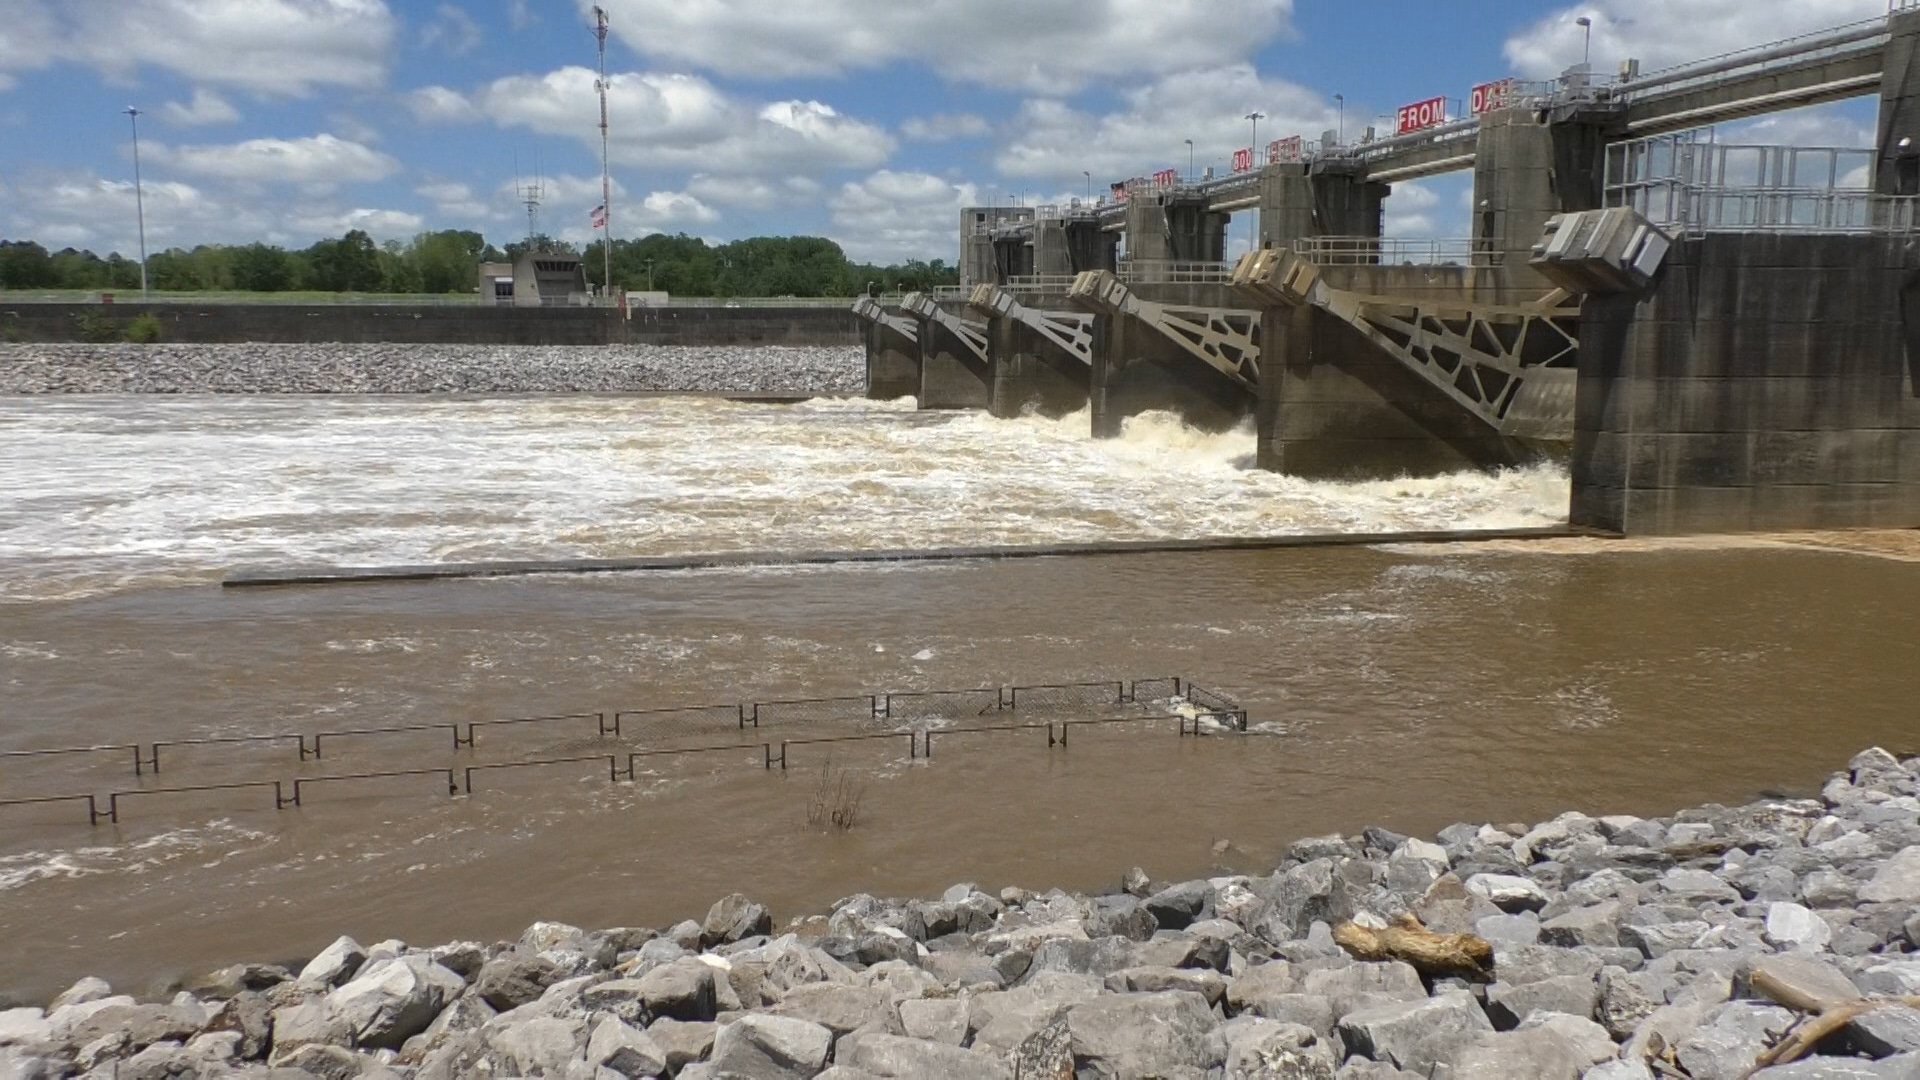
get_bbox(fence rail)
[0,675,1246,824]
[1118,260,1234,285]
[1292,236,1504,267]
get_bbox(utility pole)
[1576,15,1593,66]
[593,5,614,304]
[125,106,149,298]
[1185,138,1194,182]
[1334,94,1345,144]
[1082,170,1090,203]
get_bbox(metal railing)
[1603,128,1916,234]
[1118,260,1234,284]
[1001,274,1081,294]
[0,675,1245,824]
[1292,236,1504,267]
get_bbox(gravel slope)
[0,344,865,395]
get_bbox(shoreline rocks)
[4,747,1919,1078]
[0,343,865,396]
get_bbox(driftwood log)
[1735,965,1920,1078]
[1331,914,1493,979]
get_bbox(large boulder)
[298,936,368,989]
[1860,847,1920,904]
[706,893,775,947]
[767,983,893,1036]
[1336,991,1493,1075]
[836,1032,1011,1080]
[1065,990,1222,1078]
[473,950,564,1011]
[707,1014,832,1080]
[484,1014,587,1075]
[326,956,467,1050]
[966,972,1103,1053]
[587,1014,668,1078]
[1222,1021,1339,1079]
[632,957,720,1022]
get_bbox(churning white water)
[0,395,1568,601]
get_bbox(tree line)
[0,231,958,297]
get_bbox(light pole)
[125,106,149,298]
[1082,170,1090,203]
[1334,94,1345,144]
[1185,138,1194,182]
[1576,15,1593,66]
[1245,111,1263,160]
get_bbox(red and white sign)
[1110,181,1128,204]
[1152,168,1179,188]
[1231,147,1254,173]
[1396,96,1448,135]
[1470,79,1515,115]
[1267,136,1303,164]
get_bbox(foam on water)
[0,394,1568,602]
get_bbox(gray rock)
[1764,903,1834,951]
[1861,847,1920,904]
[474,950,564,1011]
[706,893,775,947]
[767,983,891,1036]
[191,962,293,1000]
[1144,880,1213,931]
[1476,912,1543,949]
[1858,960,1920,997]
[269,998,353,1063]
[1674,1002,1797,1080]
[1009,1017,1074,1080]
[1620,921,1708,959]
[1652,869,1743,906]
[1301,962,1427,1019]
[1223,1021,1339,1079]
[897,998,967,1046]
[299,936,369,989]
[1336,991,1492,1075]
[1737,954,1863,1008]
[1515,1011,1617,1066]
[1583,1061,1656,1079]
[273,1042,372,1079]
[49,977,113,1012]
[328,955,467,1050]
[1494,945,1603,987]
[1540,903,1623,949]
[1086,895,1158,942]
[1104,966,1230,1006]
[1466,874,1550,913]
[1849,1005,1920,1058]
[707,1014,832,1080]
[632,957,719,1022]
[485,1014,587,1075]
[588,1014,668,1078]
[1747,1058,1919,1078]
[836,1032,1011,1080]
[1066,989,1222,1078]
[646,1017,716,1071]
[1442,1027,1586,1079]
[1485,974,1598,1029]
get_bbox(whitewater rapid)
[0,394,1569,602]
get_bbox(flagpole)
[593,6,613,305]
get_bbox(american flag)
[589,204,607,229]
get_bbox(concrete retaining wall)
[1572,233,1920,533]
[0,302,862,347]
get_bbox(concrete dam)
[854,6,1920,537]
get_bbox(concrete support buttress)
[972,285,1094,419]
[1876,8,1920,197]
[852,296,920,401]
[1256,165,1387,251]
[1065,219,1119,273]
[1471,107,1607,301]
[902,292,992,410]
[1071,274,1257,436]
[1124,193,1229,263]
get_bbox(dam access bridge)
[853,4,1920,536]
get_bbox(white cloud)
[686,174,823,209]
[65,0,398,97]
[996,66,1335,185]
[416,180,494,221]
[0,0,58,88]
[902,113,992,142]
[508,0,536,29]
[421,3,482,55]
[404,86,478,123]
[632,191,719,228]
[160,88,240,127]
[421,67,894,175]
[1503,0,1881,80]
[828,170,978,263]
[150,134,400,185]
[1721,104,1876,149]
[2,170,424,254]
[0,74,16,93]
[1382,180,1440,238]
[587,0,1294,94]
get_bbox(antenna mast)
[593,5,614,304]
[519,173,543,247]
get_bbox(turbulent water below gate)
[2,393,1917,1003]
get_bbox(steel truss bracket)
[850,296,918,343]
[1067,270,1259,390]
[901,292,989,364]
[968,284,1094,366]
[1227,250,1576,440]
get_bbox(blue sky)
[0,0,1885,264]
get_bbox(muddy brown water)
[2,393,1916,1002]
[4,546,1918,1003]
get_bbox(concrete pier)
[973,286,1094,419]
[1080,281,1255,436]
[903,295,992,410]
[853,298,921,401]
[1571,232,1920,533]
